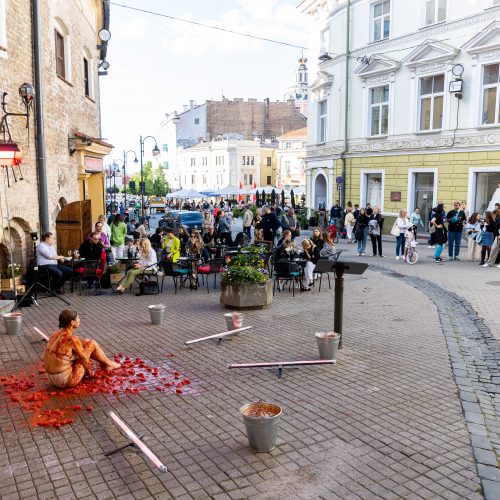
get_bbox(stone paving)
[0,259,484,499]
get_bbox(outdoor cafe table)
[64,258,85,293]
[116,257,139,271]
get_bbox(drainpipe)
[341,0,351,210]
[31,0,49,233]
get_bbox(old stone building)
[0,0,111,268]
[159,98,306,190]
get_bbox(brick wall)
[0,0,104,265]
[206,99,306,141]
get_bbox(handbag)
[138,280,158,295]
[390,221,400,237]
[476,232,482,244]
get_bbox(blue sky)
[100,0,308,170]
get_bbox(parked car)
[159,210,203,232]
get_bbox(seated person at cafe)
[116,238,157,294]
[150,227,164,249]
[202,225,219,255]
[187,230,208,261]
[80,232,105,262]
[44,309,120,389]
[161,228,180,262]
[275,238,298,261]
[276,229,292,249]
[136,219,150,239]
[93,222,110,248]
[177,227,190,255]
[36,232,73,293]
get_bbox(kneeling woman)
[44,310,120,389]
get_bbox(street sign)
[336,176,343,184]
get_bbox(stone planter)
[220,280,272,310]
[1,276,21,291]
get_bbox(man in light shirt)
[36,232,73,293]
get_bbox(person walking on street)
[281,208,299,239]
[410,208,424,239]
[262,207,280,243]
[465,212,481,262]
[218,210,233,245]
[431,204,447,262]
[355,208,370,256]
[242,206,253,238]
[480,211,496,266]
[110,214,127,259]
[344,207,355,243]
[485,209,500,267]
[446,201,466,260]
[369,206,383,257]
[330,200,343,230]
[396,209,410,260]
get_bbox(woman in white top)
[395,209,410,260]
[344,207,355,243]
[116,238,157,293]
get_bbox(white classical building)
[276,127,307,189]
[299,0,500,224]
[175,140,262,192]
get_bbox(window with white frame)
[474,171,500,212]
[202,157,208,166]
[370,85,389,136]
[364,173,383,208]
[318,100,327,143]
[419,74,444,131]
[190,158,195,166]
[425,0,446,26]
[285,141,292,149]
[372,1,390,42]
[0,0,7,52]
[54,18,71,81]
[482,64,500,126]
[319,28,329,54]
[83,47,94,99]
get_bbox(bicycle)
[406,245,419,264]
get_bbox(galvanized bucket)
[148,304,166,325]
[224,312,244,331]
[240,401,282,452]
[315,332,339,360]
[3,312,23,336]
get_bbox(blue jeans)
[396,234,405,257]
[448,231,462,258]
[434,244,444,259]
[357,227,368,253]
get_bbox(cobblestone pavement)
[0,266,483,499]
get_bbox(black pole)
[32,0,49,233]
[334,264,345,349]
[123,150,127,209]
[139,135,144,217]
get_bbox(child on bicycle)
[404,224,417,262]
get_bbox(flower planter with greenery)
[220,247,272,309]
[1,265,22,291]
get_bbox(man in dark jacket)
[330,200,343,227]
[446,201,465,260]
[262,207,280,242]
[79,232,104,261]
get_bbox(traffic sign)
[336,176,343,184]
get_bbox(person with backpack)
[446,201,466,260]
[369,206,383,257]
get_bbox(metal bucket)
[224,312,244,331]
[240,402,282,452]
[148,304,166,325]
[315,332,339,360]
[3,312,23,336]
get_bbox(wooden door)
[55,201,92,256]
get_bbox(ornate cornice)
[306,131,500,158]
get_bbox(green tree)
[152,164,170,196]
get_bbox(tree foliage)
[128,161,170,196]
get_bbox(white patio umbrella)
[214,186,253,196]
[165,189,203,199]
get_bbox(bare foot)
[105,361,121,371]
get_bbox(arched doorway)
[314,173,327,210]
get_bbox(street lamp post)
[123,149,138,210]
[139,135,160,217]
[111,159,124,209]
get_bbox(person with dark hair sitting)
[36,232,73,293]
[43,309,120,389]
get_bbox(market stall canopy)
[165,189,204,199]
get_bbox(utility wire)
[106,1,308,51]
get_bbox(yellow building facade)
[259,147,277,186]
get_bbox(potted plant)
[1,264,23,291]
[107,263,125,286]
[220,246,272,309]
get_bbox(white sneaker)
[396,256,400,260]
[496,265,500,268]
[482,263,489,267]
[361,253,366,256]
[428,245,435,249]
[357,253,361,256]
[415,241,420,245]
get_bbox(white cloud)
[160,1,307,57]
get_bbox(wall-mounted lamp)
[318,52,332,63]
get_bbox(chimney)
[248,98,257,103]
[183,105,189,112]
[189,100,195,109]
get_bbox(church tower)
[286,56,308,115]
